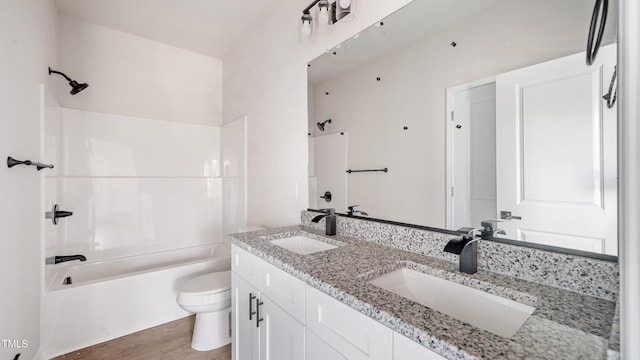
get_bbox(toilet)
[177,270,232,351]
[177,225,265,351]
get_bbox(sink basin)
[270,236,338,255]
[368,268,535,337]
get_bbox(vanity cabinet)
[231,246,305,360]
[232,244,446,360]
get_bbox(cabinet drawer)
[306,286,392,360]
[393,332,446,360]
[260,260,306,324]
[231,245,261,287]
[306,329,346,360]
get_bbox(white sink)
[270,236,338,255]
[368,268,535,338]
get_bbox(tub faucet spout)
[46,255,87,264]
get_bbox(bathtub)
[42,243,230,358]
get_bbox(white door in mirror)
[496,44,617,255]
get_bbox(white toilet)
[177,225,265,351]
[177,270,232,351]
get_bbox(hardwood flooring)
[52,316,231,360]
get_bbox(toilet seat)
[177,271,231,307]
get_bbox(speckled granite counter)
[229,225,619,360]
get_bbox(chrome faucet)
[347,205,368,217]
[45,255,87,265]
[311,208,337,236]
[480,220,507,239]
[444,227,478,274]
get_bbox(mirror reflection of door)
[496,45,617,255]
[309,132,348,213]
[449,82,497,231]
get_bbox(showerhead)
[48,67,89,95]
[317,119,332,131]
[69,81,89,95]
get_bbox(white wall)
[43,108,223,262]
[310,0,600,227]
[0,1,57,358]
[223,0,413,227]
[56,15,223,126]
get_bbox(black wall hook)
[7,157,54,171]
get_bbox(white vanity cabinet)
[232,244,447,360]
[231,246,305,360]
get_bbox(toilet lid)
[181,270,231,295]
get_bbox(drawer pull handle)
[249,293,256,320]
[256,299,264,328]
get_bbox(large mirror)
[307,0,618,256]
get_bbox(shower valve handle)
[45,204,73,225]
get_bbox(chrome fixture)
[45,204,73,225]
[347,205,368,216]
[317,119,331,131]
[444,227,478,274]
[45,255,87,265]
[48,67,89,95]
[480,220,506,239]
[300,0,354,42]
[311,208,337,236]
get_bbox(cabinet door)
[232,273,259,360]
[393,332,446,360]
[306,286,393,360]
[259,295,305,360]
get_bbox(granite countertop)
[229,225,619,360]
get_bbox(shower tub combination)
[42,243,230,358]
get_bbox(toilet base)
[191,308,231,351]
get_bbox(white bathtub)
[42,243,231,359]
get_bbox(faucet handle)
[455,227,476,240]
[319,208,335,215]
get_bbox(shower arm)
[48,67,73,82]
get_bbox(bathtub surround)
[222,116,248,237]
[230,226,618,359]
[44,108,224,261]
[302,211,619,302]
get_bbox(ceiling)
[55,0,279,59]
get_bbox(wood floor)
[52,316,231,360]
